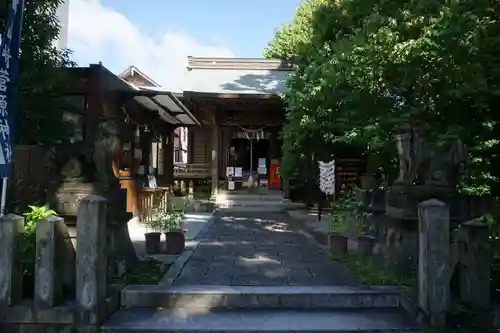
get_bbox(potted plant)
[329,197,351,255]
[329,218,349,254]
[164,209,186,255]
[357,222,375,255]
[352,192,375,255]
[144,217,163,254]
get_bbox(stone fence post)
[418,199,450,328]
[460,219,490,310]
[76,195,108,333]
[35,215,66,309]
[0,214,24,306]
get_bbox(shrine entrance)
[181,56,291,194]
[229,138,270,173]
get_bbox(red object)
[269,163,281,188]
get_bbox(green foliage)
[331,252,416,288]
[19,204,58,296]
[1,0,76,145]
[480,214,500,301]
[266,0,500,194]
[330,190,370,234]
[117,258,168,286]
[163,210,185,231]
[22,204,57,233]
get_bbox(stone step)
[216,206,289,212]
[121,285,402,310]
[216,194,284,202]
[101,307,422,332]
[215,200,305,208]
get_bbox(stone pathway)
[173,211,357,286]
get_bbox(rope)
[121,107,162,141]
[226,122,266,133]
[226,122,266,140]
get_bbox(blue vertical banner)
[0,0,25,178]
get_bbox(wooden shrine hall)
[179,57,292,193]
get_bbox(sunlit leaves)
[266,0,500,193]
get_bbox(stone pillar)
[35,215,65,309]
[211,119,219,195]
[461,220,490,310]
[0,214,24,306]
[76,195,108,331]
[418,199,450,328]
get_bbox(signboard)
[0,0,25,178]
[258,158,266,168]
[234,167,243,178]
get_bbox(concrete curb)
[158,212,217,286]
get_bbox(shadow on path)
[173,211,357,286]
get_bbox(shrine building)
[178,57,292,193]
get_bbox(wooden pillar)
[211,117,219,195]
[160,128,174,188]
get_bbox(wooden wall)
[8,145,52,212]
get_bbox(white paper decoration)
[318,160,336,195]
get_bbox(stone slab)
[158,214,216,286]
[101,307,422,332]
[121,285,401,309]
[171,211,357,286]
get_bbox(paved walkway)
[173,211,357,286]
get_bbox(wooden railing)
[173,163,210,179]
[0,196,117,331]
[138,187,169,226]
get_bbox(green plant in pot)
[329,199,351,255]
[163,209,186,255]
[143,217,163,254]
[357,220,376,256]
[351,192,376,255]
[329,215,350,255]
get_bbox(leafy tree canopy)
[266,0,500,194]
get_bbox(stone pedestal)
[53,181,137,275]
[102,183,137,274]
[53,182,100,217]
[383,185,461,273]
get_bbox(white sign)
[258,158,266,168]
[234,167,243,178]
[226,167,234,177]
[258,167,267,175]
[147,175,157,188]
[228,181,235,190]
